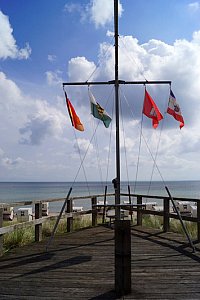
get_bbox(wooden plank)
[0,208,2,256]
[0,226,200,299]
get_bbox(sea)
[0,181,200,213]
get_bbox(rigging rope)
[119,87,130,185]
[120,85,168,189]
[134,114,144,193]
[71,119,91,196]
[119,35,148,82]
[87,86,115,191]
[147,108,167,194]
[63,85,114,194]
[146,85,171,194]
[72,116,100,186]
[86,36,115,83]
[105,94,115,184]
[90,113,104,188]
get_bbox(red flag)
[143,89,163,129]
[65,92,84,132]
[167,90,184,129]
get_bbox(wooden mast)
[114,0,121,220]
[62,1,171,218]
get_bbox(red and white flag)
[167,90,184,129]
[143,89,163,129]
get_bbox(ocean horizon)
[0,181,200,213]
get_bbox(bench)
[106,209,129,226]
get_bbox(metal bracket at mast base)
[62,80,171,86]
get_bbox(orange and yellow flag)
[65,92,84,131]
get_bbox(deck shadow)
[0,252,55,270]
[89,290,117,299]
[12,255,92,278]
[131,227,200,263]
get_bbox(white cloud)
[0,148,26,169]
[0,71,67,147]
[86,0,123,28]
[2,27,200,180]
[64,0,123,28]
[1,157,23,167]
[74,138,94,156]
[188,2,200,13]
[64,3,82,13]
[48,54,57,62]
[142,39,174,57]
[68,56,96,81]
[0,10,31,60]
[19,100,66,145]
[0,71,22,107]
[66,31,200,180]
[46,70,62,86]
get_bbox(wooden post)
[115,220,131,296]
[197,201,200,242]
[128,185,133,222]
[67,199,73,232]
[102,186,107,223]
[91,197,97,227]
[163,197,170,232]
[137,196,142,226]
[35,202,42,242]
[0,207,3,256]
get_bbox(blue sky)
[1,0,200,183]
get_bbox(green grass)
[142,215,197,239]
[2,214,198,255]
[2,214,93,254]
[3,227,35,252]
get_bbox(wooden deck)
[1,225,200,299]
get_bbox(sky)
[0,0,200,182]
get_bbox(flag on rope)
[142,89,163,129]
[65,92,84,132]
[167,89,184,129]
[89,90,112,128]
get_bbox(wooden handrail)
[0,192,200,256]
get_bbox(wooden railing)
[0,192,200,256]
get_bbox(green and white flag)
[89,90,112,128]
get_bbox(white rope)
[88,86,115,189]
[105,93,115,184]
[134,114,144,193]
[119,88,130,185]
[86,36,115,83]
[120,86,167,188]
[119,35,147,81]
[72,129,91,196]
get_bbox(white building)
[42,202,49,216]
[17,208,33,222]
[3,206,14,221]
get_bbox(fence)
[0,192,200,256]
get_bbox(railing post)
[67,199,73,232]
[137,196,142,226]
[0,207,3,256]
[163,197,170,232]
[197,201,200,242]
[115,220,131,296]
[35,202,42,242]
[91,197,97,227]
